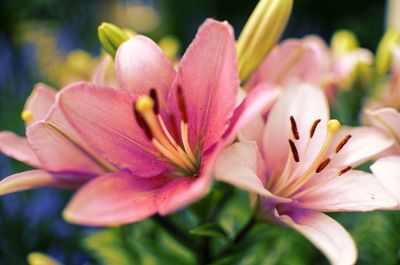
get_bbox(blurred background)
[0,0,396,264]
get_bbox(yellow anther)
[21,110,33,123]
[135,96,154,113]
[328,119,341,132]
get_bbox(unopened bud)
[98,22,130,58]
[331,30,359,57]
[28,252,62,265]
[376,28,400,75]
[237,0,293,83]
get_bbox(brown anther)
[168,114,180,143]
[133,104,153,140]
[309,119,321,138]
[316,158,331,173]
[290,116,300,140]
[335,134,352,153]
[149,88,160,114]
[338,166,352,176]
[288,139,300,162]
[177,85,188,123]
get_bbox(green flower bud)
[98,22,130,58]
[237,0,293,83]
[331,30,359,57]
[375,28,400,75]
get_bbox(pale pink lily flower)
[215,83,396,265]
[0,83,116,195]
[365,107,400,155]
[56,19,279,226]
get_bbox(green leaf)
[190,223,228,239]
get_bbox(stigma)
[134,88,198,176]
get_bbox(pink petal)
[157,144,222,215]
[327,126,394,170]
[366,108,400,151]
[279,209,357,265]
[0,170,90,195]
[0,131,41,167]
[297,170,396,211]
[115,35,176,102]
[24,83,56,125]
[59,82,170,177]
[92,54,118,88]
[27,121,109,175]
[214,142,290,203]
[223,83,280,145]
[371,156,400,208]
[63,170,167,226]
[249,39,326,87]
[262,83,329,176]
[169,19,239,152]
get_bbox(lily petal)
[262,83,329,176]
[63,170,167,226]
[59,82,170,177]
[115,35,176,102]
[24,83,56,125]
[366,108,400,148]
[371,156,400,208]
[214,141,290,203]
[170,19,238,151]
[0,170,90,195]
[298,170,396,211]
[327,126,394,170]
[280,209,357,265]
[0,131,41,167]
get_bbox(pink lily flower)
[0,83,115,195]
[57,19,278,226]
[215,83,396,265]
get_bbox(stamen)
[133,106,152,140]
[168,114,180,142]
[288,139,300,162]
[290,116,300,140]
[177,85,188,123]
[309,119,321,138]
[149,88,160,114]
[335,134,352,153]
[338,166,352,176]
[316,158,331,173]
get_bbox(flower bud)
[28,252,62,265]
[98,22,130,58]
[331,30,359,57]
[375,28,400,75]
[387,0,400,30]
[158,35,180,62]
[237,0,293,82]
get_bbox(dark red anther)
[310,119,321,138]
[316,158,331,173]
[290,116,300,140]
[177,85,188,123]
[149,88,160,115]
[133,102,152,140]
[338,166,352,176]
[288,139,300,162]
[335,134,352,153]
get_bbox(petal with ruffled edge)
[214,141,290,203]
[169,19,238,152]
[296,170,396,212]
[371,156,400,208]
[262,83,329,177]
[115,35,176,103]
[0,170,91,195]
[59,82,171,177]
[278,208,357,265]
[0,131,41,167]
[24,83,56,125]
[63,170,168,226]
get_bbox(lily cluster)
[1,0,400,264]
